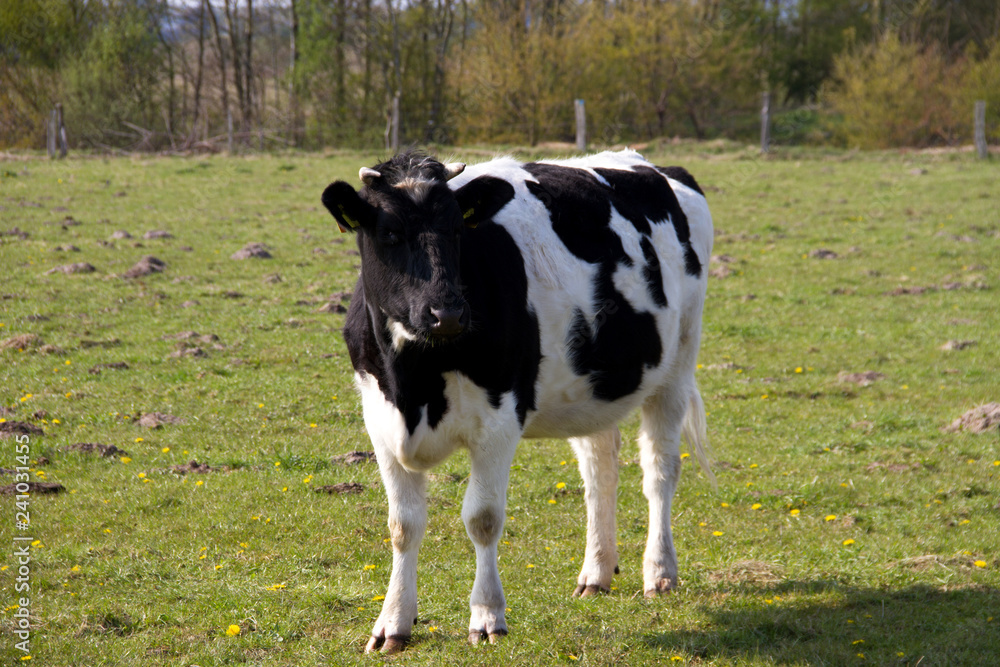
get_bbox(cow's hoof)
[365,633,409,654]
[643,577,676,598]
[572,583,610,598]
[469,628,507,645]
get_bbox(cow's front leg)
[367,454,427,654]
[463,436,518,644]
[569,428,621,597]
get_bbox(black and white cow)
[321,149,714,653]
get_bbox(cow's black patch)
[344,219,540,434]
[641,236,668,308]
[595,166,702,278]
[523,163,664,401]
[657,165,705,197]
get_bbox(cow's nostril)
[430,307,466,337]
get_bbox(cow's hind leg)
[638,383,690,597]
[569,428,621,597]
[367,454,427,654]
[463,435,518,644]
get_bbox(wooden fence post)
[575,99,586,151]
[974,100,987,160]
[391,92,400,152]
[56,103,67,158]
[760,91,771,154]
[47,109,57,159]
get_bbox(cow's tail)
[682,383,717,490]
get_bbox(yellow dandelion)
[429,626,438,632]
[281,486,288,492]
[137,472,146,479]
[548,499,557,504]
[560,460,567,465]
[843,539,855,546]
[556,482,566,489]
[364,564,376,570]
[680,452,690,459]
[790,509,800,516]
[825,515,837,521]
[372,595,385,601]
[135,437,143,443]
[199,554,207,560]
[721,502,729,508]
[852,639,864,645]
[52,419,60,424]
[750,463,758,468]
[103,529,112,535]
[795,367,803,373]
[215,564,223,570]
[196,480,204,487]
[526,563,535,568]
[712,531,723,536]
[974,560,987,568]
[699,521,707,526]
[275,461,281,467]
[752,503,762,510]
[226,624,240,637]
[162,447,170,453]
[309,423,318,428]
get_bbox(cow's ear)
[453,176,515,229]
[322,181,376,233]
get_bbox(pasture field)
[1,144,998,666]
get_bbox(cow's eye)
[382,230,401,246]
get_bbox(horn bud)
[444,162,466,181]
[359,167,382,186]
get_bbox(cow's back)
[450,150,712,439]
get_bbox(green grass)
[1,145,998,666]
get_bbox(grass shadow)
[641,581,998,665]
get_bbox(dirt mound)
[231,242,272,260]
[110,230,133,240]
[837,371,885,386]
[1,481,64,494]
[942,403,1000,434]
[89,362,129,375]
[332,451,376,465]
[64,442,130,458]
[168,460,217,474]
[809,249,839,259]
[314,482,366,495]
[138,412,185,429]
[939,340,976,351]
[45,262,97,275]
[1,333,43,350]
[162,331,219,344]
[0,421,44,437]
[143,230,173,239]
[123,255,166,279]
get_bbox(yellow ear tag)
[463,207,477,228]
[337,204,360,229]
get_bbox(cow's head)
[322,152,511,346]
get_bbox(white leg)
[367,453,427,654]
[638,385,688,597]
[569,428,621,597]
[463,436,518,644]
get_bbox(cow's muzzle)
[429,305,469,339]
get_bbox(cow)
[321,149,714,654]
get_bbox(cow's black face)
[360,187,470,343]
[322,153,472,346]
[323,152,517,348]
